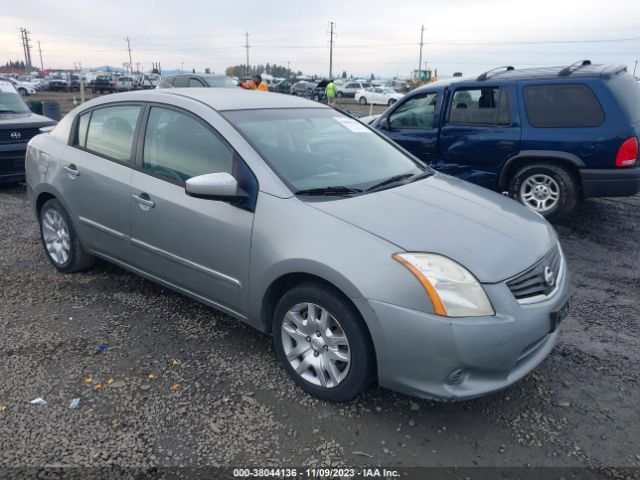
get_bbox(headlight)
[393,253,495,317]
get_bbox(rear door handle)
[132,193,155,209]
[63,164,79,176]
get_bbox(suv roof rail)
[558,59,591,77]
[476,66,515,81]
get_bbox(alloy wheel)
[519,174,560,213]
[280,302,351,388]
[42,209,71,265]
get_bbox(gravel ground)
[0,184,639,477]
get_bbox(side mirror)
[185,172,248,203]
[379,117,390,130]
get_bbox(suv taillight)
[616,137,638,167]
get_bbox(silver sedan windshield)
[223,108,426,191]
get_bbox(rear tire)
[272,282,375,402]
[388,99,396,106]
[337,91,343,98]
[39,199,95,273]
[508,163,578,220]
[359,97,367,105]
[18,88,27,96]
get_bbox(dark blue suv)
[370,61,640,219]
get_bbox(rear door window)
[523,84,604,127]
[448,87,500,125]
[389,92,438,129]
[75,111,90,147]
[189,78,205,87]
[84,105,141,162]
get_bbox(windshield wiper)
[295,186,363,196]
[0,109,17,114]
[365,171,432,193]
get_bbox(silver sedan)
[25,89,571,401]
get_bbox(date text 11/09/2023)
[232,468,400,478]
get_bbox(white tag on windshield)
[0,82,16,93]
[334,116,371,133]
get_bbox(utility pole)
[19,28,33,71]
[181,61,184,73]
[126,37,133,74]
[634,60,638,78]
[418,25,425,73]
[37,40,43,69]
[328,22,335,79]
[244,32,250,76]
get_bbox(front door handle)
[63,164,80,177]
[498,140,517,149]
[132,193,155,209]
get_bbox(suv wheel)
[509,163,578,220]
[39,199,95,273]
[272,283,375,402]
[18,87,27,96]
[359,97,367,105]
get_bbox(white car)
[8,78,37,96]
[355,87,404,106]
[116,76,135,91]
[336,81,368,98]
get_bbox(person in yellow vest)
[325,79,337,106]
[241,74,269,91]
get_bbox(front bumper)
[580,167,640,198]
[0,143,27,184]
[354,267,571,401]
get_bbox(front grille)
[0,128,42,145]
[507,245,562,302]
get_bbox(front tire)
[336,91,343,98]
[508,163,578,220]
[272,283,375,402]
[18,88,27,96]
[388,99,396,106]
[359,97,367,105]
[39,199,95,273]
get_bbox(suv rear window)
[607,73,640,124]
[523,84,604,128]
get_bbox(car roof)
[415,62,628,92]
[101,88,328,111]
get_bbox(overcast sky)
[1,0,639,78]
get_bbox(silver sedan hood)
[308,174,557,283]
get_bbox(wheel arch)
[498,150,584,191]
[260,271,363,334]
[35,191,57,217]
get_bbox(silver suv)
[25,89,571,402]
